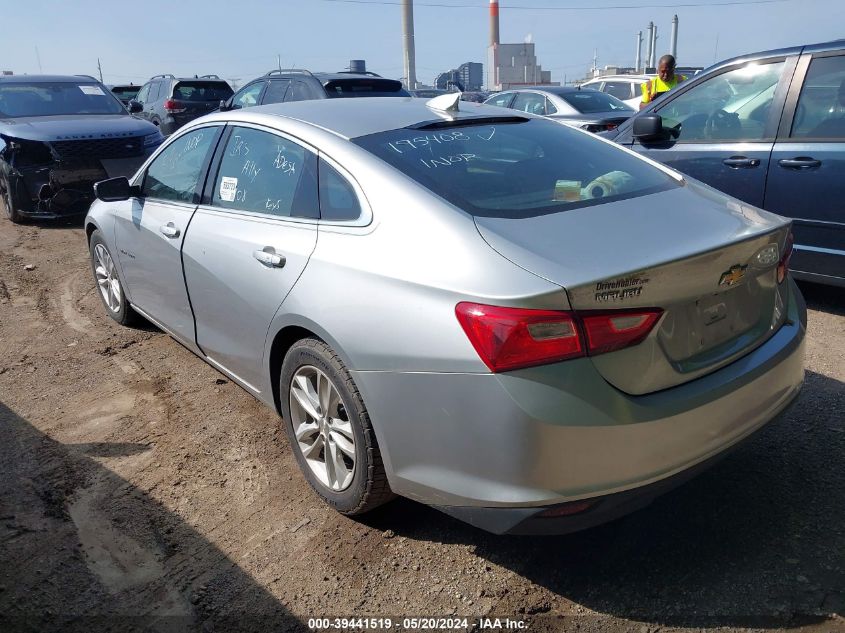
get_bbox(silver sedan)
[85,94,805,534]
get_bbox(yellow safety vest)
[641,75,687,104]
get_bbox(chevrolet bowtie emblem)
[719,264,748,287]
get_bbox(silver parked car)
[85,95,805,535]
[484,86,635,133]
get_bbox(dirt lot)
[1,218,843,633]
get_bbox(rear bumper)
[352,279,806,533]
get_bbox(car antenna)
[426,91,462,114]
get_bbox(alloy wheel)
[93,243,122,313]
[289,365,356,492]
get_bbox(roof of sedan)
[210,97,528,140]
[0,75,100,84]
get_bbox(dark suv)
[605,39,845,287]
[130,74,233,135]
[219,69,409,111]
[0,75,163,222]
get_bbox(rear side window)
[111,86,139,100]
[148,81,162,103]
[211,127,318,218]
[602,81,634,100]
[323,78,408,98]
[353,118,677,218]
[172,81,233,102]
[560,90,633,113]
[791,55,845,139]
[319,161,361,221]
[511,93,548,115]
[142,128,218,203]
[263,80,291,105]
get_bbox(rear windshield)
[0,82,126,117]
[560,90,634,113]
[172,81,233,102]
[323,79,409,98]
[111,86,140,99]
[352,117,677,218]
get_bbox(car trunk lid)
[474,181,792,394]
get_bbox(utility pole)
[97,58,103,83]
[670,14,679,59]
[35,46,43,73]
[645,22,654,71]
[277,54,281,71]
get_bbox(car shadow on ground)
[363,369,845,629]
[798,280,845,317]
[0,402,306,633]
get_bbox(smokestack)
[670,14,679,59]
[489,0,500,46]
[650,24,658,69]
[635,31,642,72]
[645,22,654,71]
[402,0,417,90]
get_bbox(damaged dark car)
[0,75,163,223]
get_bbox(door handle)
[253,248,286,268]
[778,157,821,170]
[159,222,180,238]
[722,156,760,168]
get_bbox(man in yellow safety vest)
[640,54,687,109]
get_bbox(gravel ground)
[0,218,843,633]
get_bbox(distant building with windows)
[435,62,483,92]
[487,43,555,91]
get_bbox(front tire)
[280,338,393,515]
[89,229,138,326]
[1,175,26,224]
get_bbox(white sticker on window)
[79,85,105,96]
[219,177,238,202]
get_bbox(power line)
[317,0,811,9]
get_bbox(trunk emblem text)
[595,275,650,302]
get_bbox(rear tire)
[89,229,139,326]
[280,338,394,515]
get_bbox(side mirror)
[219,98,232,112]
[94,177,140,202]
[633,114,669,142]
[127,100,143,114]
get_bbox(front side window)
[353,118,677,219]
[0,82,126,117]
[141,128,218,203]
[512,92,548,115]
[657,61,786,142]
[212,126,318,218]
[791,55,845,139]
[232,82,265,109]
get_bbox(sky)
[3,0,844,88]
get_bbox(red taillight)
[163,99,186,113]
[777,231,794,284]
[455,303,583,372]
[581,309,663,355]
[455,302,663,373]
